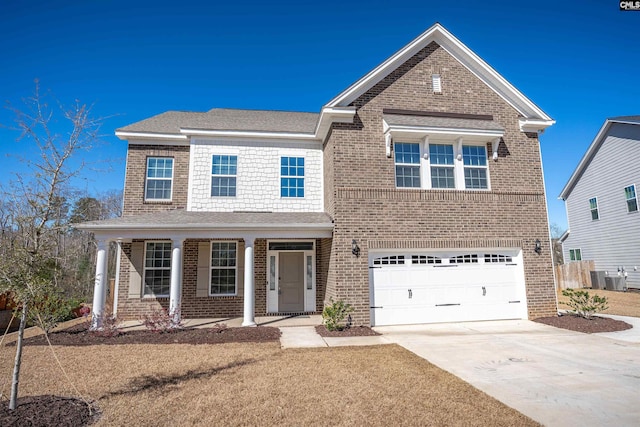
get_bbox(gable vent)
[432,74,442,93]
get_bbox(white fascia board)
[518,118,556,133]
[325,23,553,124]
[315,106,356,140]
[180,128,319,141]
[115,131,189,142]
[558,119,612,200]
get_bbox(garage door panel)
[370,250,527,326]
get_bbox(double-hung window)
[143,242,172,297]
[145,157,173,201]
[395,143,421,188]
[462,145,488,189]
[211,242,237,295]
[624,185,638,213]
[589,197,599,220]
[569,248,582,261]
[429,144,455,189]
[211,155,237,197]
[281,157,304,197]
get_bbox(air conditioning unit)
[604,276,626,291]
[590,271,606,290]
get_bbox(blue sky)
[1,0,638,231]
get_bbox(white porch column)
[169,239,184,325]
[90,239,109,330]
[242,236,256,326]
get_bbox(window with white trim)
[210,242,237,295]
[143,242,172,297]
[462,145,488,189]
[450,254,478,264]
[395,143,421,188]
[569,248,582,261]
[145,157,173,201]
[211,155,237,197]
[429,144,455,189]
[280,157,304,197]
[624,185,638,213]
[484,254,513,263]
[373,255,405,265]
[589,197,599,220]
[392,141,490,190]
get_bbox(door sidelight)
[482,286,486,296]
[408,289,413,299]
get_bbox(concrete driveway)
[375,319,640,427]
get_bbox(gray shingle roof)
[609,115,640,124]
[75,210,333,231]
[384,114,504,132]
[118,108,320,135]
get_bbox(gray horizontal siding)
[563,123,640,288]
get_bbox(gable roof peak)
[325,22,553,129]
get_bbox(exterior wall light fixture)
[534,239,542,254]
[352,239,360,257]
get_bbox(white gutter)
[115,131,188,141]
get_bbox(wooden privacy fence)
[555,260,595,289]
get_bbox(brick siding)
[323,42,557,324]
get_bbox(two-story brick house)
[79,23,557,328]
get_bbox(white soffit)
[325,23,554,128]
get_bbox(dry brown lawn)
[0,342,539,426]
[557,288,640,317]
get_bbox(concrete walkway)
[279,325,389,348]
[375,319,640,427]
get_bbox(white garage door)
[369,250,528,326]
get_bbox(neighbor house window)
[395,142,421,188]
[211,155,237,197]
[281,157,304,197]
[429,144,455,189]
[145,157,173,201]
[624,185,638,212]
[210,242,237,295]
[569,248,582,261]
[143,242,172,297]
[589,197,599,220]
[462,145,488,189]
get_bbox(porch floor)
[119,314,323,331]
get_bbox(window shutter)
[237,241,245,296]
[128,242,144,298]
[196,242,211,297]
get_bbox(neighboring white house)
[559,116,640,289]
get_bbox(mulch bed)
[534,314,632,333]
[0,395,100,426]
[13,323,281,346]
[315,325,380,337]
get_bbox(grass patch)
[0,342,539,426]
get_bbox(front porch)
[118,314,323,331]
[75,211,333,329]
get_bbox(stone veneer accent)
[188,139,323,212]
[322,41,557,324]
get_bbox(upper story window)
[143,241,172,297]
[462,145,488,189]
[395,143,421,188]
[569,248,582,261]
[211,155,237,197]
[624,185,638,213]
[145,157,173,201]
[281,157,304,197]
[210,241,237,296]
[393,141,489,191]
[429,144,455,189]
[589,197,599,220]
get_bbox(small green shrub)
[322,298,354,331]
[562,288,608,319]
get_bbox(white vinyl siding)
[563,122,640,287]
